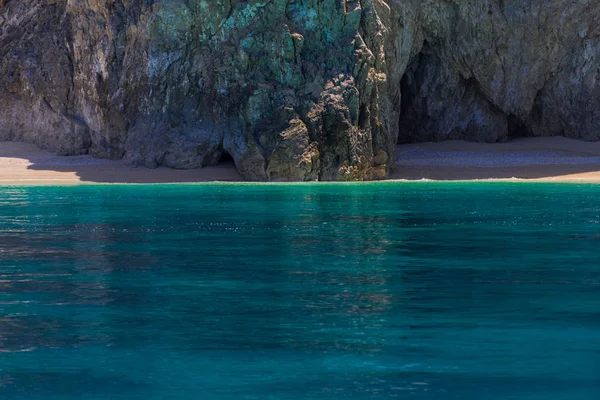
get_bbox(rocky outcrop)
[400,1,600,144]
[1,1,599,180]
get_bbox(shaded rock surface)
[1,0,598,180]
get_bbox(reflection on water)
[1,184,600,399]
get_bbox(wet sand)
[2,137,600,185]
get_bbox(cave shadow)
[0,142,243,184]
[391,140,600,181]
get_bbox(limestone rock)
[0,0,599,180]
[267,117,319,182]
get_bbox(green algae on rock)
[1,1,599,181]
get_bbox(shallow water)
[1,183,599,399]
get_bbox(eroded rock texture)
[400,1,600,144]
[1,1,599,180]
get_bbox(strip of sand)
[0,142,242,185]
[392,137,600,183]
[3,137,600,185]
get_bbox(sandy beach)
[2,137,600,185]
[391,137,600,182]
[0,142,242,185]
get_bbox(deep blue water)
[1,183,600,399]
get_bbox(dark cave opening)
[507,115,531,140]
[398,45,428,144]
[397,39,542,145]
[398,69,416,144]
[217,150,235,166]
[399,71,412,124]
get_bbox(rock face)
[1,1,599,180]
[400,1,600,144]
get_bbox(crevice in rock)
[397,44,427,144]
[527,88,545,136]
[216,149,235,166]
[507,114,531,139]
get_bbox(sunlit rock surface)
[1,0,599,180]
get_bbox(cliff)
[1,0,599,181]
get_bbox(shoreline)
[0,141,243,186]
[3,137,600,185]
[390,137,600,183]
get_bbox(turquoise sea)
[1,183,599,399]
